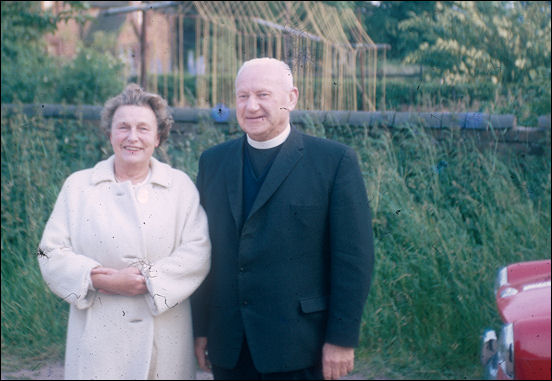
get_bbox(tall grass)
[1,111,109,359]
[1,110,550,378]
[325,123,550,377]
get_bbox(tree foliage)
[351,1,436,59]
[1,1,60,103]
[1,1,124,105]
[398,1,551,85]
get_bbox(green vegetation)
[2,111,550,379]
[2,1,550,124]
[326,123,550,378]
[356,1,550,125]
[1,1,123,105]
[399,2,551,86]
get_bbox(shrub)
[56,33,126,105]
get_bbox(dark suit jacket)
[191,126,374,373]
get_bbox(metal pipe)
[99,1,181,16]
[2,104,522,130]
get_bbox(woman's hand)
[91,266,148,296]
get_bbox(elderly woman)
[38,84,211,380]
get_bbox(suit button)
[242,300,248,306]
[240,267,245,272]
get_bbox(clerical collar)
[247,124,290,149]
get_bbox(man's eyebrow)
[237,88,272,93]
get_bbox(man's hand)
[322,343,354,380]
[194,337,211,372]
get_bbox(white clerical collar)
[247,124,290,149]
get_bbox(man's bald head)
[236,58,294,92]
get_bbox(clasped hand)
[91,266,147,296]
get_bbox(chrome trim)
[497,323,514,378]
[499,287,518,298]
[481,329,497,366]
[523,280,551,291]
[495,266,508,296]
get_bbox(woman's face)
[110,105,159,168]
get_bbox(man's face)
[235,62,298,141]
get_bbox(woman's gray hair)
[100,83,173,146]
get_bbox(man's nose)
[246,96,260,110]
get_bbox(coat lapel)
[246,127,304,222]
[224,136,246,230]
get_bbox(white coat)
[38,155,211,380]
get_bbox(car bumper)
[481,329,499,379]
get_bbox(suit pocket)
[289,204,327,229]
[300,296,328,314]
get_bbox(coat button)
[240,267,245,272]
[242,300,248,306]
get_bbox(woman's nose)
[127,126,138,140]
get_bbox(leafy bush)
[378,79,497,110]
[1,2,125,106]
[377,78,550,126]
[1,1,60,103]
[56,33,126,105]
[399,2,551,86]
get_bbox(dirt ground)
[0,361,369,380]
[0,361,214,380]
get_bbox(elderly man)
[192,57,374,380]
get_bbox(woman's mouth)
[123,146,142,152]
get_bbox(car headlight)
[497,323,514,378]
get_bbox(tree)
[398,1,551,85]
[1,1,60,102]
[347,1,436,60]
[1,1,123,105]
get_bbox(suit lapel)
[224,136,246,230]
[246,127,304,222]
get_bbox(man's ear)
[288,87,299,111]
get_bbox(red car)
[481,259,551,379]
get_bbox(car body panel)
[498,284,551,324]
[514,317,551,380]
[482,259,551,380]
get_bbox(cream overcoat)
[38,155,211,380]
